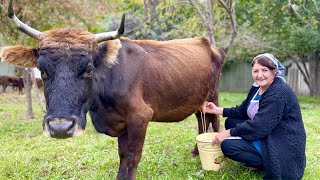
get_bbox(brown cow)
[0,75,23,94]
[8,76,24,94]
[0,1,225,179]
[0,75,10,93]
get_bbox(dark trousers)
[221,117,264,169]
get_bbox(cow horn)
[8,0,42,39]
[95,14,125,43]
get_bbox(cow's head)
[0,0,124,138]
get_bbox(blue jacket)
[224,77,306,179]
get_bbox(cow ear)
[98,39,122,68]
[0,46,38,68]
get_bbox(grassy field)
[0,92,319,180]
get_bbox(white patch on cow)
[105,39,122,68]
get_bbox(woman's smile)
[252,63,276,92]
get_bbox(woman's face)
[252,63,277,89]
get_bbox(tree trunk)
[150,0,160,30]
[23,68,34,118]
[204,0,215,44]
[308,51,320,96]
[316,48,320,95]
[293,50,320,96]
[217,0,237,53]
[143,0,150,38]
[31,69,46,113]
[188,0,215,45]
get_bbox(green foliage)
[0,92,319,179]
[0,0,119,46]
[117,0,205,40]
[1,0,319,56]
[236,0,320,56]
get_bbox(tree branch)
[188,0,215,45]
[312,0,320,14]
[302,0,307,11]
[217,0,229,13]
[301,56,310,79]
[287,53,311,89]
[217,0,237,53]
[288,0,302,19]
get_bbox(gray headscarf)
[252,53,286,85]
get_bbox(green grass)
[0,92,319,180]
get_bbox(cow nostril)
[48,119,74,132]
[44,116,82,138]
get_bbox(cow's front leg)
[117,132,128,180]
[125,106,153,180]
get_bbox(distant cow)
[8,76,24,94]
[0,75,10,93]
[0,75,23,94]
[0,1,225,179]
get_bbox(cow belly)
[148,83,209,122]
[151,103,199,122]
[150,95,209,122]
[151,112,192,122]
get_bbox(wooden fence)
[286,62,310,95]
[0,62,15,76]
[219,61,311,96]
[219,62,253,93]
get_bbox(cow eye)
[37,66,48,80]
[84,65,94,78]
[41,70,48,80]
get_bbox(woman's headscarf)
[252,53,286,85]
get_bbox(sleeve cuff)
[222,108,229,117]
[230,128,237,136]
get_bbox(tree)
[0,0,119,46]
[188,0,237,54]
[236,0,320,96]
[23,68,34,118]
[119,0,204,40]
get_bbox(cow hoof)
[190,148,199,156]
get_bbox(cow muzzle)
[43,116,84,138]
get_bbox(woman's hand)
[200,101,223,115]
[212,130,231,144]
